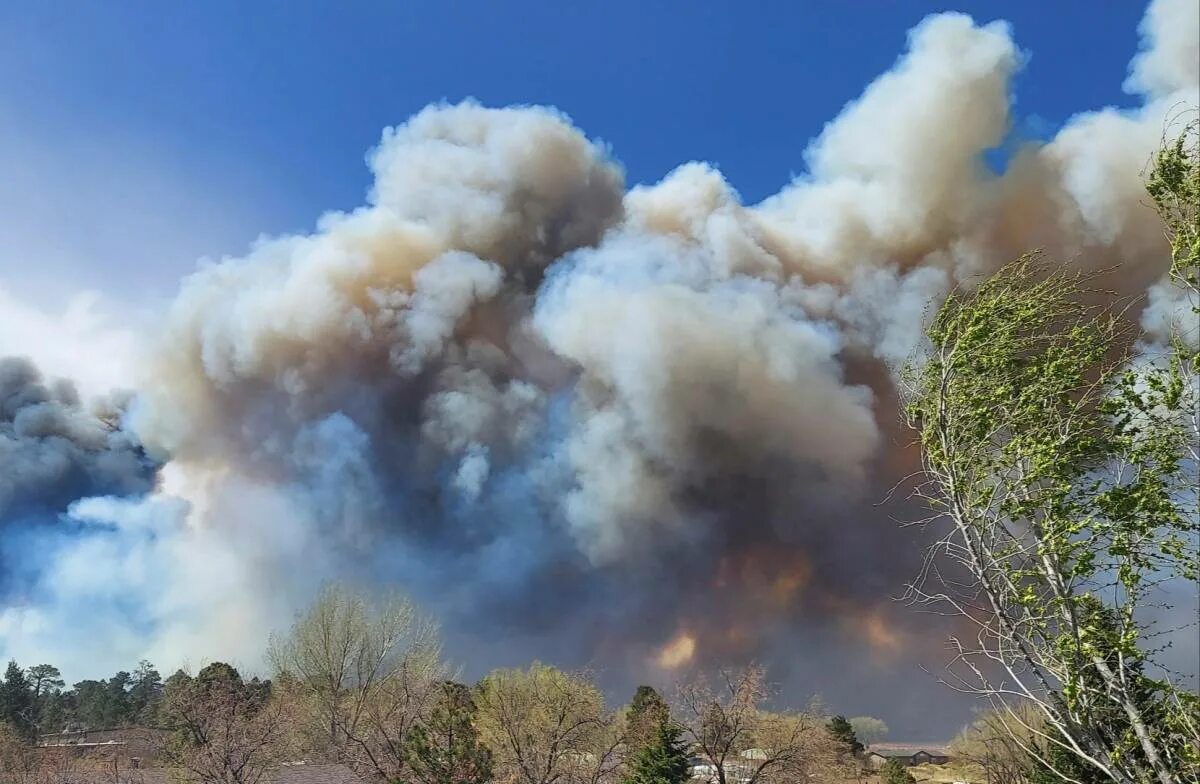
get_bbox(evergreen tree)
[621,717,690,784]
[105,671,134,726]
[627,685,670,752]
[26,665,64,701]
[0,661,34,738]
[26,664,63,732]
[403,681,492,784]
[72,680,109,729]
[129,661,164,724]
[827,715,863,754]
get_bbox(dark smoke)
[0,0,1196,739]
[0,356,158,592]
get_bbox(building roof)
[865,744,951,758]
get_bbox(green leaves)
[907,246,1200,783]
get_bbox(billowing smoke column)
[1,0,1196,735]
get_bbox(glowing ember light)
[863,612,901,652]
[656,632,697,669]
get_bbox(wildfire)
[656,632,697,670]
[862,611,902,653]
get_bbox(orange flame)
[656,632,697,669]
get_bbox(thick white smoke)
[1,0,1196,731]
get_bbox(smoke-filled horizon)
[1,0,1197,737]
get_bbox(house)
[37,728,169,768]
[864,744,952,768]
[687,754,756,783]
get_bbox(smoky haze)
[1,0,1197,739]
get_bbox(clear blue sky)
[0,1,1148,300]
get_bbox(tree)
[905,252,1199,784]
[1146,116,1199,312]
[26,665,65,733]
[0,720,38,781]
[951,706,1051,784]
[0,662,34,739]
[403,681,492,784]
[675,666,841,784]
[105,671,134,726]
[159,663,286,784]
[879,759,915,784]
[626,686,670,754]
[129,661,164,724]
[826,715,862,754]
[847,716,887,746]
[268,583,445,782]
[475,663,621,784]
[26,666,63,703]
[620,716,689,784]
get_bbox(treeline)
[0,659,177,737]
[0,585,881,784]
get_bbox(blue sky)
[0,1,1149,302]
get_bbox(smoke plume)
[1,0,1196,736]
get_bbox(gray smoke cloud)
[0,356,157,591]
[1,0,1196,737]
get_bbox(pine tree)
[621,717,690,784]
[0,661,34,738]
[403,681,492,784]
[827,715,863,754]
[26,664,64,732]
[627,685,670,753]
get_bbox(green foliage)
[1146,116,1199,320]
[907,250,1199,783]
[0,662,34,739]
[621,716,690,784]
[403,681,492,784]
[879,759,916,784]
[129,660,164,724]
[627,685,670,753]
[848,715,888,746]
[827,715,863,754]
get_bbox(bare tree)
[474,663,622,784]
[0,721,40,784]
[675,666,841,784]
[950,707,1043,784]
[268,584,445,781]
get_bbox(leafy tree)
[1145,116,1199,318]
[827,715,862,754]
[475,663,620,784]
[879,759,915,784]
[403,681,492,784]
[906,252,1199,784]
[268,583,444,781]
[847,716,887,746]
[621,716,690,784]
